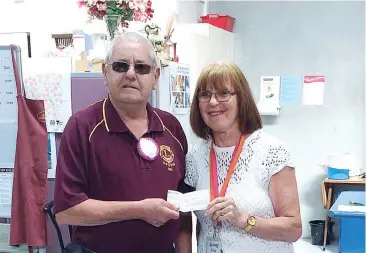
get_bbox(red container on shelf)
[200,14,235,32]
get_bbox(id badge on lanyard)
[207,135,246,253]
[206,225,223,253]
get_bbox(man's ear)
[102,63,107,77]
[155,67,160,81]
[102,63,108,85]
[153,67,160,90]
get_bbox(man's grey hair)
[104,32,158,70]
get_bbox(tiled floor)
[294,239,338,253]
[191,238,338,253]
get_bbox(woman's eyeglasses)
[197,90,236,103]
[108,61,152,75]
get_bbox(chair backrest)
[43,200,73,252]
[44,201,176,253]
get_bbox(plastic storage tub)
[200,14,235,32]
[327,167,349,180]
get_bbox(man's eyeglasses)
[197,90,236,103]
[108,61,152,75]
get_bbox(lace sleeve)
[184,148,198,188]
[267,142,295,177]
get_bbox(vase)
[104,15,121,41]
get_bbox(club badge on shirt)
[160,144,175,171]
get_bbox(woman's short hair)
[190,61,262,140]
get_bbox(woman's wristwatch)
[244,215,256,231]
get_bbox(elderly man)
[53,32,192,253]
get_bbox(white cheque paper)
[167,189,210,212]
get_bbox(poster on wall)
[259,76,281,104]
[302,75,325,105]
[257,76,281,115]
[22,57,72,133]
[0,168,13,218]
[169,63,190,115]
[279,76,302,105]
[47,133,57,179]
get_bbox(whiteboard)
[0,45,22,218]
[0,33,30,60]
[0,45,21,169]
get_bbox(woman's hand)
[206,197,249,228]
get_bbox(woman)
[184,61,302,253]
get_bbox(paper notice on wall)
[302,75,325,105]
[47,133,57,179]
[258,76,280,115]
[169,62,190,115]
[22,57,72,132]
[0,169,13,218]
[259,76,281,104]
[280,76,302,105]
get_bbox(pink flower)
[128,1,136,10]
[97,2,107,11]
[129,0,143,10]
[77,1,86,8]
[134,11,143,21]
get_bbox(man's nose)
[125,65,136,79]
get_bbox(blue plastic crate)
[327,167,349,180]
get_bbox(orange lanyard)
[209,135,246,201]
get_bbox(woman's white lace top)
[184,129,295,253]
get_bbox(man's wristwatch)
[244,215,256,231]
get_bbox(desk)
[321,177,365,251]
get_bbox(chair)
[44,201,88,253]
[44,201,176,253]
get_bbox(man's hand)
[140,198,180,227]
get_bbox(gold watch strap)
[244,224,254,231]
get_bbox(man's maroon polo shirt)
[54,97,188,253]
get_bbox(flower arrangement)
[78,0,154,39]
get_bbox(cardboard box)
[74,59,104,72]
